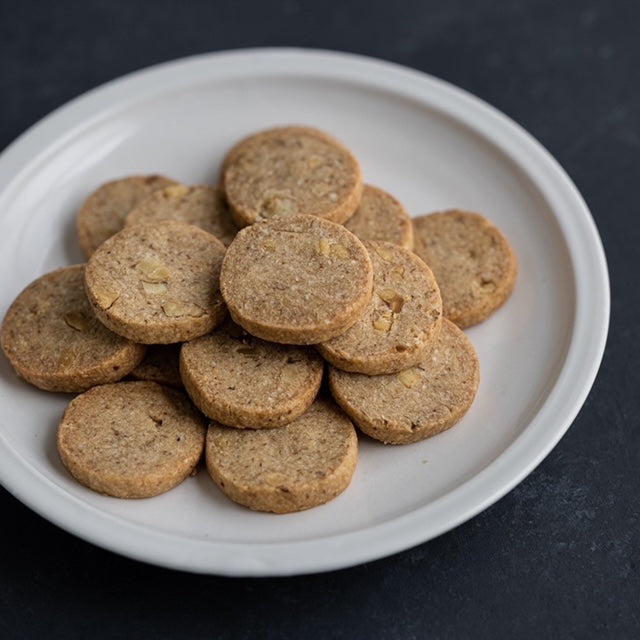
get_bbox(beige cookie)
[58,381,206,498]
[125,184,238,247]
[85,220,227,344]
[205,398,358,513]
[129,344,183,389]
[344,184,414,249]
[221,126,363,227]
[318,241,442,375]
[77,174,177,258]
[181,320,323,428]
[0,265,146,393]
[220,215,373,344]
[329,318,480,444]
[412,210,517,328]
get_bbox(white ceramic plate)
[0,48,609,576]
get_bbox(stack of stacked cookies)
[0,126,517,514]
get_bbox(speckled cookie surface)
[344,184,414,249]
[412,210,517,328]
[77,174,177,258]
[129,344,183,389]
[220,215,373,344]
[318,241,442,375]
[85,220,227,344]
[57,381,206,498]
[180,320,324,428]
[125,184,238,247]
[221,126,363,227]
[205,398,358,513]
[329,318,480,444]
[0,265,146,393]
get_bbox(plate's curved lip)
[0,48,610,576]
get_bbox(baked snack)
[412,210,517,328]
[57,381,206,498]
[129,344,183,389]
[0,265,146,392]
[205,398,358,513]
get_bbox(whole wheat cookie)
[180,320,323,428]
[220,215,373,344]
[129,344,183,389]
[221,126,363,227]
[318,241,442,375]
[205,398,358,513]
[125,184,238,247]
[329,318,480,444]
[58,381,206,498]
[344,184,414,249]
[0,265,146,393]
[85,220,227,344]
[412,210,517,328]
[77,174,177,258]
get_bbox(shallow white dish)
[0,48,609,576]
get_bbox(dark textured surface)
[1,0,637,637]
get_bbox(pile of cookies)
[0,126,517,514]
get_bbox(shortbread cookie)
[125,184,238,247]
[85,220,227,344]
[412,210,517,328]
[58,381,206,498]
[329,318,480,444]
[344,184,414,249]
[129,344,183,389]
[222,126,363,227]
[0,265,146,393]
[205,398,358,513]
[220,215,373,344]
[77,174,177,258]
[181,320,323,428]
[318,241,442,375]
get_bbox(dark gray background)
[1,1,637,638]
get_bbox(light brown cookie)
[180,320,323,428]
[129,344,183,389]
[205,398,358,513]
[412,210,517,328]
[344,184,414,249]
[125,184,238,247]
[77,174,177,258]
[85,220,227,344]
[328,318,480,444]
[318,241,442,375]
[221,126,363,227]
[0,265,146,393]
[58,381,206,498]
[220,215,373,345]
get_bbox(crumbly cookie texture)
[221,126,363,227]
[180,320,323,428]
[77,174,177,258]
[205,398,358,513]
[57,381,206,499]
[412,210,517,328]
[85,220,227,344]
[0,265,146,392]
[220,214,373,344]
[129,344,183,389]
[329,318,480,444]
[318,241,442,375]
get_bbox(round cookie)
[220,215,373,345]
[0,265,146,393]
[329,318,480,445]
[344,184,414,249]
[77,174,177,258]
[125,184,238,247]
[58,381,206,499]
[129,344,183,389]
[318,241,442,375]
[205,398,358,513]
[85,220,227,344]
[180,320,324,428]
[412,210,517,328]
[221,126,363,227]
